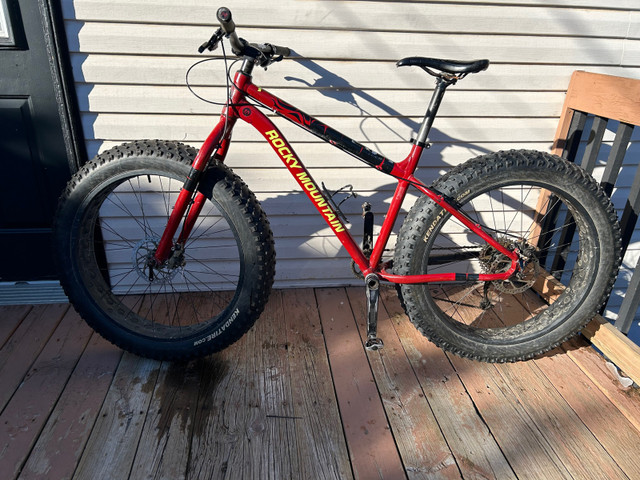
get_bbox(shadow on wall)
[284,53,492,164]
[63,9,100,160]
[65,29,497,284]
[248,54,495,285]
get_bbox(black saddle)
[397,57,489,77]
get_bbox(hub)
[480,237,540,294]
[133,237,184,284]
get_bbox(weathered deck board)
[563,336,640,433]
[128,359,202,479]
[19,333,122,480]
[280,289,353,480]
[71,352,161,479]
[0,305,31,348]
[315,287,406,479]
[186,336,247,479]
[0,309,91,478]
[535,346,640,478]
[345,287,462,479]
[447,355,575,479]
[186,289,353,480]
[2,287,640,480]
[0,304,68,412]
[378,288,518,480]
[491,359,626,479]
[237,288,298,479]
[444,288,627,479]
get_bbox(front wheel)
[54,140,275,360]
[394,150,621,362]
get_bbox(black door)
[0,0,84,281]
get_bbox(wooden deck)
[2,287,640,480]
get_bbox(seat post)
[414,77,453,147]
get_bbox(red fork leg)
[152,115,232,264]
[177,192,207,245]
[153,188,194,264]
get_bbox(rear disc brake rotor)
[479,238,540,294]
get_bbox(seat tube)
[368,179,410,269]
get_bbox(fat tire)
[394,150,621,362]
[54,140,275,360]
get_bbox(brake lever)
[270,55,284,65]
[198,27,224,53]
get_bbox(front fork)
[152,120,234,266]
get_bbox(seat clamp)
[411,138,431,149]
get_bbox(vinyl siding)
[61,0,640,310]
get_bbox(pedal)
[364,274,384,351]
[321,183,357,224]
[366,337,384,351]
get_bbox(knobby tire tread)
[394,149,622,363]
[54,140,276,361]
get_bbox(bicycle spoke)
[103,192,151,236]
[416,169,598,336]
[184,255,240,283]
[94,173,242,329]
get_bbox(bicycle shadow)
[283,55,492,168]
[251,56,495,286]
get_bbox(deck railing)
[549,71,640,383]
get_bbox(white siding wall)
[62,1,640,296]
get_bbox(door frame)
[0,0,85,282]
[37,0,86,173]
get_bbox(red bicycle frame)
[154,60,518,284]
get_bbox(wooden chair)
[550,71,640,383]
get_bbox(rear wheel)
[54,140,275,360]
[394,150,621,362]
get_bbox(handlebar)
[216,7,236,34]
[216,7,244,54]
[198,7,290,66]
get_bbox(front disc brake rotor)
[132,237,182,284]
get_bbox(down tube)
[237,104,369,271]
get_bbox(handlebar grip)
[216,7,245,54]
[271,45,291,57]
[216,7,235,35]
[215,7,289,60]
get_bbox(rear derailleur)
[478,238,540,309]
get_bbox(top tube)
[244,82,398,174]
[233,60,427,180]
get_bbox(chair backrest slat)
[550,71,640,335]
